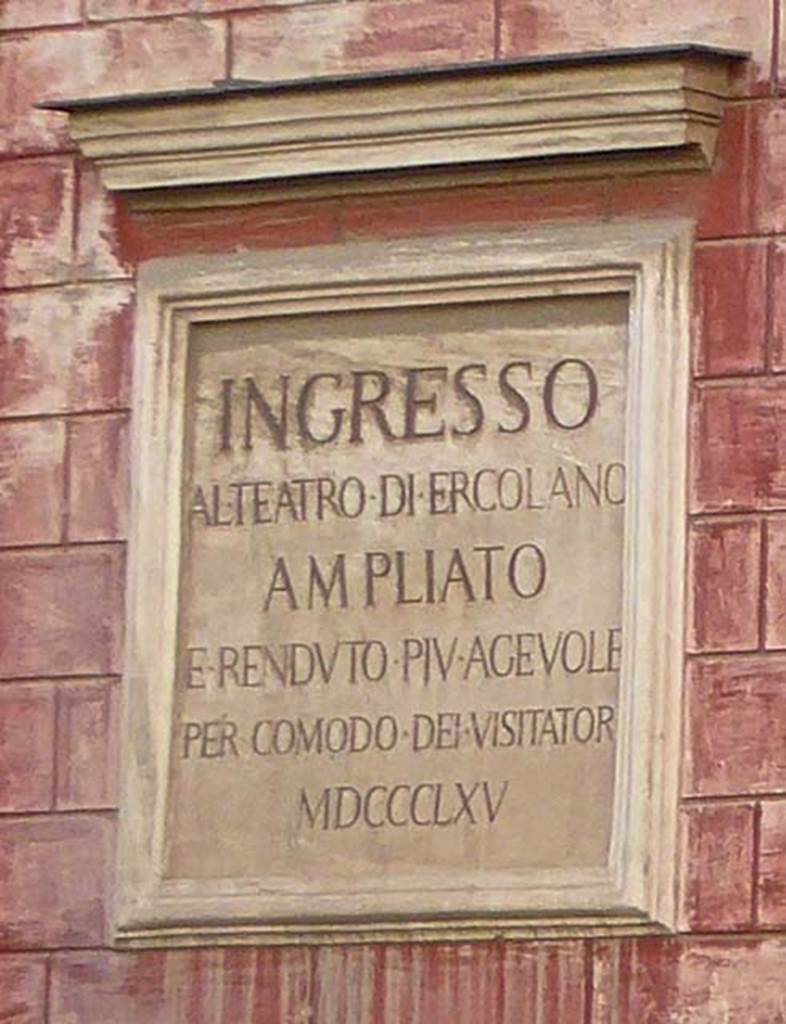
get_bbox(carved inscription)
[166,295,627,888]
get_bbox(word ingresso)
[216,358,600,453]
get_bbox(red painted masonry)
[1,1,785,1020]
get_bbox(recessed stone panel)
[169,296,626,886]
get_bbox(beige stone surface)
[167,295,626,887]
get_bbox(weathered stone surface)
[167,294,627,901]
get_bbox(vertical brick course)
[499,942,586,1023]
[312,946,382,1023]
[384,943,505,1024]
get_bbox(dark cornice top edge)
[38,43,748,113]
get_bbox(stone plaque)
[117,225,688,944]
[172,296,625,880]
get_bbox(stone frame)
[116,219,690,947]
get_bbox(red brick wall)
[1,2,785,1020]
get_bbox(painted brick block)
[117,198,340,262]
[680,803,755,931]
[231,0,494,81]
[692,383,786,512]
[55,678,119,810]
[498,0,771,96]
[67,413,130,543]
[375,943,506,1023]
[688,519,761,653]
[498,942,586,1023]
[0,545,124,679]
[624,938,786,1024]
[759,800,786,927]
[0,19,226,156]
[755,101,786,235]
[0,419,65,546]
[0,1,80,29]
[724,103,786,237]
[699,102,762,239]
[769,240,786,372]
[340,179,610,240]
[685,656,786,797]
[76,160,133,281]
[659,937,786,1019]
[0,683,55,813]
[51,947,314,1024]
[765,517,786,648]
[0,955,47,1024]
[0,284,133,419]
[693,242,768,378]
[0,814,113,948]
[0,158,73,289]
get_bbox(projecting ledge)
[43,44,746,204]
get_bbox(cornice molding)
[44,45,746,205]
